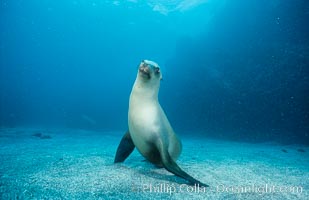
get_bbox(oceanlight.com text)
[216,184,303,195]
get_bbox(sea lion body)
[114,60,208,187]
[129,84,181,165]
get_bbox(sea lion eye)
[154,67,160,74]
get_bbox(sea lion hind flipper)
[158,142,209,187]
[114,131,135,163]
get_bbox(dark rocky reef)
[32,132,52,139]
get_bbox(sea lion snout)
[139,63,151,79]
[139,63,150,73]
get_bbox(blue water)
[0,0,308,144]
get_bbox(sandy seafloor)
[0,128,308,200]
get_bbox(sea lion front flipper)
[158,141,209,187]
[114,131,135,163]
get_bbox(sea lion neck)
[130,75,160,102]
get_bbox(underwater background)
[1,0,308,144]
[1,1,309,199]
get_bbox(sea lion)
[114,60,208,187]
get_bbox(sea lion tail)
[158,140,209,187]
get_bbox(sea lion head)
[138,60,162,82]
